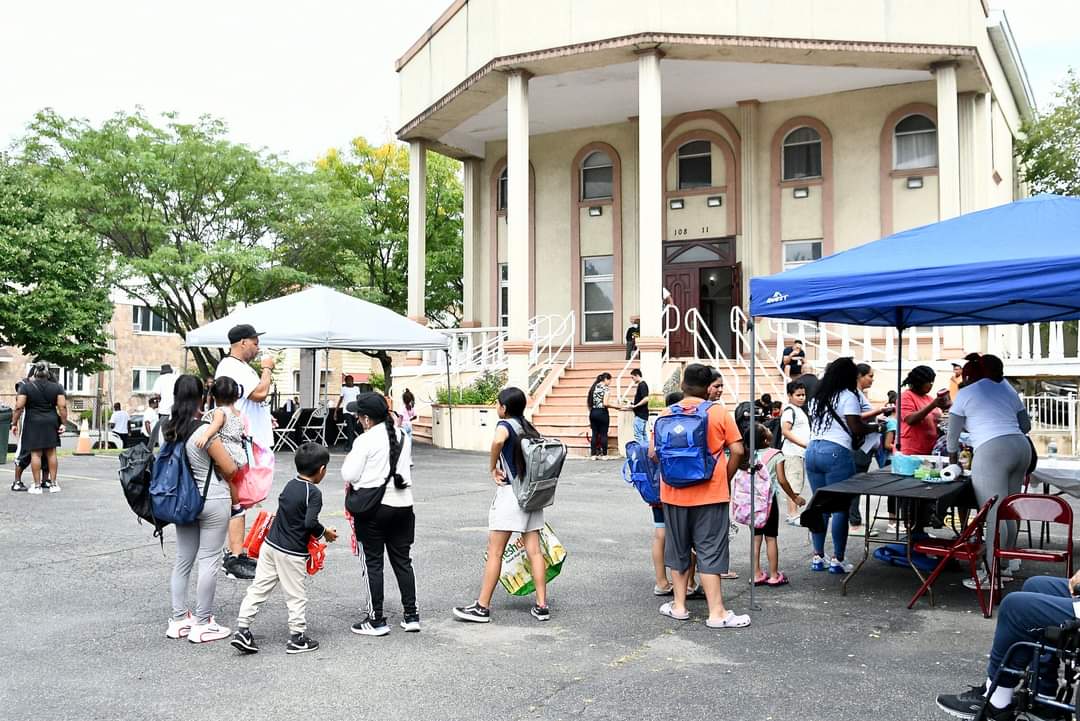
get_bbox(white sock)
[988,684,1014,709]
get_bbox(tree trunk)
[361,350,394,395]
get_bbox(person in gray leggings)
[947,355,1032,588]
[162,374,239,644]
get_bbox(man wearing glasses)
[216,323,276,579]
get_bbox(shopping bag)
[243,510,273,558]
[494,523,567,597]
[235,439,274,508]
[307,536,327,576]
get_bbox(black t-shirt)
[633,381,650,421]
[265,478,325,556]
[783,347,805,377]
[625,325,640,346]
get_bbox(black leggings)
[354,505,418,621]
[589,407,609,456]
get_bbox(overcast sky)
[2,0,1077,165]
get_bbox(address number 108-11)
[672,226,710,237]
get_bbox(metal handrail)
[731,306,786,399]
[683,307,740,404]
[613,304,681,403]
[528,312,576,394]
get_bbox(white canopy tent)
[185,285,455,447]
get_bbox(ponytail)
[510,414,541,479]
[383,416,407,489]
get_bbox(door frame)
[662,237,741,358]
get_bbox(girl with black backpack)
[343,392,418,636]
[453,387,551,624]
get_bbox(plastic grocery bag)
[493,524,567,596]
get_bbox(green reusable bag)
[492,523,567,596]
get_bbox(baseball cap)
[227,324,264,344]
[950,359,965,368]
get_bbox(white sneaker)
[962,572,1012,591]
[166,611,193,639]
[48,484,61,493]
[399,618,421,633]
[188,617,230,643]
[28,485,43,495]
[828,558,854,575]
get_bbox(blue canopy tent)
[740,194,1080,607]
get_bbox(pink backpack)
[732,449,780,529]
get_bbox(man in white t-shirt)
[150,364,178,421]
[142,395,160,445]
[215,323,276,580]
[339,375,361,451]
[109,402,131,447]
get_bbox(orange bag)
[307,537,327,575]
[244,510,273,559]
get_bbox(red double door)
[664,241,741,359]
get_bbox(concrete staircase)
[531,361,623,458]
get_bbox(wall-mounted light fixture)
[669,198,685,210]
[793,187,810,199]
[706,196,722,208]
[588,206,603,217]
[906,176,924,189]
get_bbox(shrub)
[436,370,507,405]
[369,373,385,391]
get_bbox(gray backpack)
[502,418,566,511]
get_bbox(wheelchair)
[976,619,1080,720]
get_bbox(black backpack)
[118,423,165,540]
[766,415,784,449]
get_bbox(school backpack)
[622,440,660,505]
[652,401,719,488]
[149,424,214,527]
[732,449,780,529]
[117,426,162,529]
[503,418,567,512]
[766,415,784,449]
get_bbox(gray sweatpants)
[971,434,1031,571]
[171,498,231,623]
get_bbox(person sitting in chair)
[937,571,1080,720]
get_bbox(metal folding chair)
[273,408,301,452]
[300,405,329,446]
[989,493,1074,617]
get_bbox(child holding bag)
[453,387,551,624]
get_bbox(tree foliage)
[22,109,309,376]
[1016,70,1080,197]
[0,156,113,372]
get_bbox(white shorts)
[487,484,544,533]
[785,455,806,496]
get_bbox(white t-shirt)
[949,378,1026,450]
[142,407,159,435]
[340,385,361,410]
[151,372,178,415]
[216,356,272,449]
[808,390,863,449]
[780,402,810,458]
[341,424,414,507]
[110,410,131,433]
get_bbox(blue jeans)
[988,576,1073,686]
[805,440,856,560]
[633,417,648,447]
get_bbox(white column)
[933,62,961,220]
[462,159,479,325]
[636,50,665,391]
[407,140,428,322]
[958,92,977,215]
[505,70,533,392]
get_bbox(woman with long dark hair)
[342,392,417,636]
[586,372,615,459]
[804,358,879,574]
[11,361,67,494]
[454,387,551,624]
[166,374,239,644]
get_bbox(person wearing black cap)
[899,364,949,456]
[217,323,276,581]
[342,392,417,636]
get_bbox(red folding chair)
[988,493,1074,618]
[908,495,998,617]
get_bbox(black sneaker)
[399,616,421,633]
[285,632,319,654]
[452,601,491,623]
[40,479,51,490]
[10,480,27,492]
[531,604,551,622]
[350,615,390,636]
[935,685,991,720]
[230,628,259,654]
[223,553,256,580]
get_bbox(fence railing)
[528,312,575,394]
[1023,393,1077,454]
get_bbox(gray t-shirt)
[185,433,232,501]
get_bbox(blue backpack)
[149,427,213,527]
[622,440,660,505]
[653,401,719,488]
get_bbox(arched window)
[581,151,613,200]
[496,168,508,211]
[782,127,822,181]
[893,114,938,170]
[677,140,712,189]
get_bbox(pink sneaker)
[166,611,193,639]
[188,617,231,644]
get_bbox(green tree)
[1016,69,1080,197]
[0,155,113,372]
[279,138,463,325]
[22,109,309,377]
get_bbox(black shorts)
[753,497,780,538]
